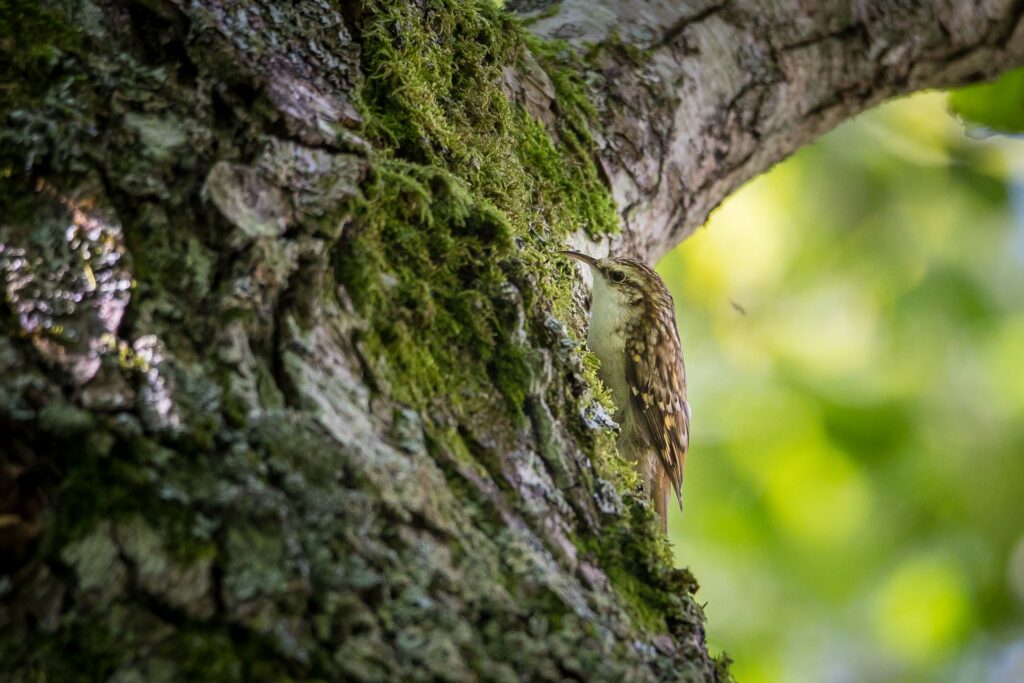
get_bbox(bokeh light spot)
[873,557,972,663]
[762,436,871,546]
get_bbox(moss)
[9,617,122,683]
[358,0,614,233]
[338,163,517,409]
[0,1,99,185]
[37,401,94,436]
[338,0,619,415]
[52,429,215,564]
[582,30,652,68]
[342,0,692,648]
[578,514,680,633]
[168,630,292,683]
[714,652,736,682]
[9,619,304,683]
[0,0,84,117]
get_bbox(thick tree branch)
[519,0,1024,260]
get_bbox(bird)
[561,250,690,531]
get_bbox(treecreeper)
[562,251,691,532]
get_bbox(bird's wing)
[624,325,689,510]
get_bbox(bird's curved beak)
[560,250,599,268]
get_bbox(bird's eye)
[609,270,626,284]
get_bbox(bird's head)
[560,250,672,311]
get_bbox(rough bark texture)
[0,1,1020,681]
[518,0,1024,260]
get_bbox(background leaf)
[950,68,1024,134]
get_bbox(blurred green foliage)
[659,92,1024,683]
[951,68,1024,135]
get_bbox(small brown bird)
[562,251,690,531]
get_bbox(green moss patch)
[0,1,84,115]
[339,0,619,414]
[342,0,694,629]
[338,0,699,654]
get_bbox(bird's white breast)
[587,275,631,418]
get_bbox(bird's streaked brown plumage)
[562,251,690,530]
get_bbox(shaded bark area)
[0,1,1021,682]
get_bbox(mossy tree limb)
[516,0,1024,260]
[0,1,1021,681]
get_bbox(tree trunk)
[1,1,1020,681]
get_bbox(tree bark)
[0,1,1020,681]
[516,0,1024,260]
